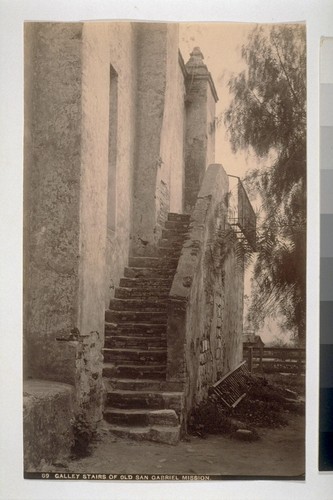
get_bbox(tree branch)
[271,36,300,107]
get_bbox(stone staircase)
[103,212,190,444]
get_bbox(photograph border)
[0,0,331,499]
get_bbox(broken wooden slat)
[210,361,250,408]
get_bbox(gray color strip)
[321,126,333,170]
[321,214,333,257]
[320,345,333,388]
[320,84,333,126]
[321,170,333,213]
[321,258,333,300]
[320,301,333,344]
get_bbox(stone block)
[23,379,75,471]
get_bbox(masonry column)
[131,23,183,256]
[184,47,218,212]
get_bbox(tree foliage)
[224,24,306,342]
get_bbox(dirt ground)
[55,413,305,479]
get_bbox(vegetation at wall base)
[188,374,304,439]
[71,412,97,458]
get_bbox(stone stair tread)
[107,377,166,384]
[103,363,167,380]
[129,256,179,268]
[118,289,171,295]
[168,212,190,219]
[103,362,166,369]
[108,424,179,432]
[105,335,166,340]
[105,407,176,415]
[159,239,184,246]
[105,310,167,323]
[125,266,175,273]
[115,286,170,292]
[107,389,182,396]
[104,348,167,354]
[109,298,168,307]
[120,277,172,284]
[106,309,167,313]
[106,423,181,444]
[105,323,167,336]
[105,321,166,328]
[105,342,167,353]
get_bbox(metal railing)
[227,175,256,251]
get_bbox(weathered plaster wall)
[131,23,167,255]
[24,22,126,428]
[75,22,116,423]
[159,43,186,216]
[105,23,137,304]
[131,23,185,255]
[221,247,244,373]
[167,164,244,423]
[24,23,83,384]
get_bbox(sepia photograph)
[23,20,306,480]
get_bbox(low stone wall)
[23,380,75,470]
[166,164,244,425]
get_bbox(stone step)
[105,322,166,337]
[109,298,168,312]
[158,238,184,249]
[164,220,189,231]
[124,266,175,279]
[104,408,179,427]
[103,348,167,365]
[119,277,172,289]
[106,389,183,412]
[115,287,170,300]
[104,378,183,392]
[105,310,167,324]
[129,256,179,269]
[162,228,188,240]
[103,363,166,380]
[106,423,180,445]
[104,335,166,350]
[157,246,183,258]
[167,212,190,222]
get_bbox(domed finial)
[185,47,208,73]
[190,47,204,60]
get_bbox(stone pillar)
[131,23,183,256]
[131,23,169,256]
[184,47,218,212]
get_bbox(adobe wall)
[131,23,185,256]
[167,164,244,422]
[24,22,136,426]
[159,50,186,217]
[104,23,137,305]
[24,23,83,384]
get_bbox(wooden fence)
[243,346,305,374]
